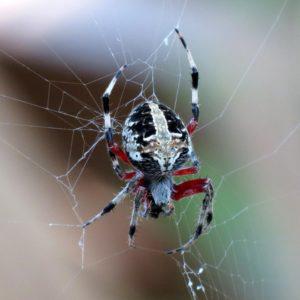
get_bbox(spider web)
[0,0,299,299]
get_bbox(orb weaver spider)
[83,29,214,254]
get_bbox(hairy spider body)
[123,101,191,177]
[123,101,191,208]
[83,29,214,254]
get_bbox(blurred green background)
[0,0,299,299]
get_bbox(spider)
[82,29,214,254]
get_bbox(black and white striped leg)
[128,193,142,247]
[166,180,214,254]
[102,65,127,179]
[175,28,199,124]
[82,176,136,228]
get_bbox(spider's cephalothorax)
[122,101,191,177]
[83,29,214,255]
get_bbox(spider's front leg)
[102,64,138,181]
[166,178,214,254]
[175,28,199,135]
[109,143,130,164]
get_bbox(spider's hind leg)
[128,191,142,248]
[82,177,137,228]
[167,178,214,254]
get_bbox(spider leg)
[122,171,137,181]
[171,178,207,201]
[102,64,131,179]
[128,191,143,247]
[82,176,138,228]
[110,143,131,164]
[173,166,198,176]
[175,28,199,135]
[166,178,214,254]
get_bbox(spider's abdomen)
[122,101,191,177]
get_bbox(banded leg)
[102,65,128,179]
[167,178,214,254]
[175,28,199,135]
[109,147,136,181]
[128,192,142,247]
[82,176,137,228]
